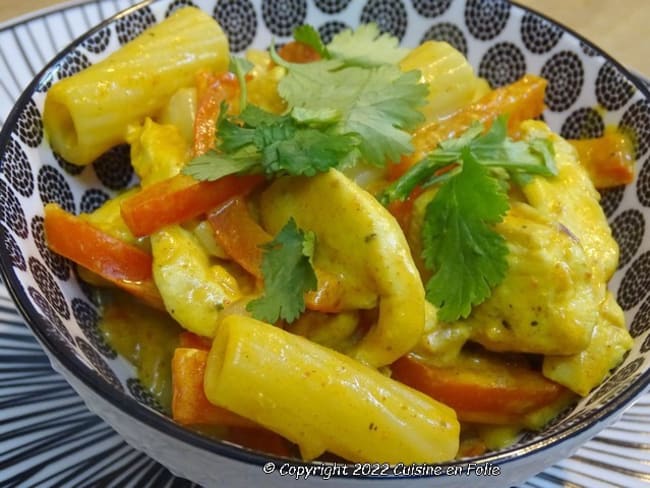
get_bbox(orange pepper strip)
[388,74,547,180]
[207,196,269,279]
[120,174,264,238]
[178,331,212,350]
[569,131,635,189]
[277,41,321,63]
[391,354,567,425]
[44,203,164,310]
[172,348,256,428]
[193,71,239,157]
[208,196,346,313]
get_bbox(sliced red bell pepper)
[277,41,321,63]
[208,196,347,313]
[207,196,270,279]
[178,331,212,350]
[120,174,264,237]
[44,203,163,309]
[193,71,239,157]
[391,353,567,425]
[390,74,548,180]
[569,131,635,189]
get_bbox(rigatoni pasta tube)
[43,7,228,166]
[204,315,460,463]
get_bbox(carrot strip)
[389,74,547,180]
[193,71,239,157]
[172,348,256,428]
[120,174,264,237]
[44,203,163,309]
[391,353,567,425]
[569,131,635,189]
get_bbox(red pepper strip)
[389,74,547,181]
[208,196,346,313]
[43,203,164,310]
[392,353,568,425]
[193,71,239,157]
[277,41,321,63]
[569,131,635,189]
[120,174,264,238]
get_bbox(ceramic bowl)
[1,0,649,486]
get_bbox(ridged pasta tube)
[204,315,459,463]
[399,41,488,123]
[43,7,228,165]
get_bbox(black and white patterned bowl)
[1,0,649,486]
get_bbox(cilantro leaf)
[422,149,509,322]
[229,56,253,111]
[182,147,259,181]
[293,24,329,59]
[378,116,558,322]
[379,116,558,204]
[272,49,427,166]
[183,104,359,180]
[247,218,317,323]
[260,126,360,176]
[327,23,408,67]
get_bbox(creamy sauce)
[99,290,182,412]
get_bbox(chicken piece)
[542,292,632,396]
[126,117,190,187]
[412,301,471,367]
[465,202,599,355]
[288,310,359,353]
[520,120,619,282]
[260,169,425,368]
[151,225,240,337]
[78,187,144,249]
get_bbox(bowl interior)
[1,0,650,472]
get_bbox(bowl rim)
[1,0,650,479]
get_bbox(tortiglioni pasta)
[204,315,460,463]
[43,7,228,165]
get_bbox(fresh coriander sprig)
[326,23,409,67]
[270,45,428,166]
[422,148,510,322]
[293,23,408,68]
[380,116,558,322]
[182,104,360,181]
[380,116,557,205]
[229,56,253,111]
[246,218,317,323]
[184,24,428,181]
[293,24,330,59]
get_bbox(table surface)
[1,0,649,77]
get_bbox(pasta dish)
[41,7,635,463]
